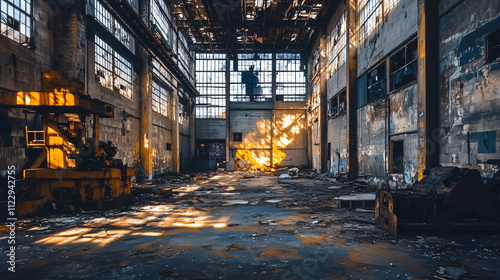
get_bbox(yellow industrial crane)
[0,73,134,217]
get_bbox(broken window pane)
[95,0,135,52]
[152,79,170,117]
[390,38,417,91]
[151,0,175,49]
[328,12,346,78]
[330,96,338,117]
[0,0,31,45]
[95,34,134,100]
[367,62,386,102]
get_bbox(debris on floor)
[1,170,499,280]
[375,166,500,237]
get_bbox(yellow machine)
[1,76,134,217]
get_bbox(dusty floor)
[1,171,499,280]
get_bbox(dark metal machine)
[1,75,134,217]
[376,166,500,237]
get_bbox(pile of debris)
[376,166,500,237]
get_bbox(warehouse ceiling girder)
[168,0,337,52]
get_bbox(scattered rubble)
[1,169,498,279]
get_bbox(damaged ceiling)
[168,0,337,52]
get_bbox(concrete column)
[189,96,196,165]
[319,37,328,173]
[346,0,358,181]
[172,87,180,173]
[139,53,153,180]
[225,54,232,170]
[417,0,440,180]
[271,52,277,167]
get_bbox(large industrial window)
[152,80,170,117]
[0,0,31,46]
[152,58,176,118]
[231,53,273,102]
[327,12,346,78]
[95,0,134,52]
[390,38,417,91]
[358,0,382,41]
[178,35,194,81]
[329,90,346,118]
[95,35,133,99]
[195,53,226,118]
[329,95,338,117]
[150,0,175,49]
[486,29,500,63]
[276,53,306,102]
[367,62,386,103]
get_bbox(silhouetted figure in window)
[242,65,259,101]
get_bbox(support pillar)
[271,52,277,167]
[319,37,328,173]
[346,0,358,181]
[417,0,440,180]
[172,87,181,173]
[225,54,232,170]
[189,96,196,166]
[139,53,153,180]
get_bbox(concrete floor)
[1,171,499,279]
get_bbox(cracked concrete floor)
[1,171,499,279]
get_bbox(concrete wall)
[357,0,418,76]
[196,119,226,140]
[357,98,387,183]
[306,0,499,187]
[354,0,419,187]
[274,108,308,167]
[327,114,348,176]
[152,113,173,175]
[438,0,500,168]
[308,0,419,186]
[324,3,347,176]
[388,84,419,188]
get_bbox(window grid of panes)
[358,0,382,41]
[151,0,175,48]
[178,34,194,82]
[95,36,114,91]
[152,58,176,89]
[195,53,227,119]
[114,52,133,99]
[312,46,320,79]
[231,53,273,102]
[276,53,306,102]
[95,35,134,100]
[152,79,170,117]
[95,0,134,52]
[327,12,346,78]
[0,0,31,45]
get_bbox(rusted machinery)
[0,78,133,217]
[376,166,500,237]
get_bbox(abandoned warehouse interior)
[0,0,500,279]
